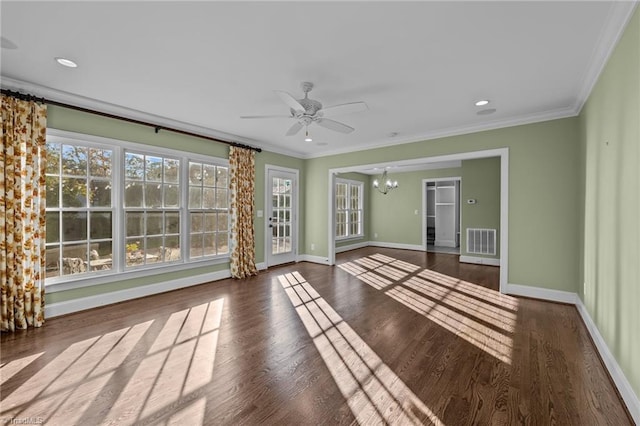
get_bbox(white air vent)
[467,228,496,255]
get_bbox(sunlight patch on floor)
[1,299,224,426]
[338,254,519,364]
[0,352,44,386]
[279,272,444,425]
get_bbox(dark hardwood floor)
[0,247,632,425]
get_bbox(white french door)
[266,166,298,267]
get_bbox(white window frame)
[45,129,229,293]
[335,178,364,241]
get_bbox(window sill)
[45,256,230,293]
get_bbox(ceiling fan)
[240,82,368,137]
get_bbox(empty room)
[1,2,638,425]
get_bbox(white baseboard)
[46,269,231,318]
[368,241,424,251]
[256,262,267,271]
[335,241,369,253]
[459,255,501,266]
[575,298,640,423]
[506,284,638,420]
[297,254,331,265]
[506,283,578,304]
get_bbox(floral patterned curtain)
[229,146,258,279]
[1,95,47,332]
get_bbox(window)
[124,152,181,267]
[188,161,229,258]
[335,179,363,239]
[45,143,114,278]
[44,132,230,285]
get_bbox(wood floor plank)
[1,247,632,425]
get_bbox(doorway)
[265,166,298,267]
[424,177,461,254]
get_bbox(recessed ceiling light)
[304,137,313,142]
[55,57,78,68]
[475,100,490,106]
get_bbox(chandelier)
[372,170,398,195]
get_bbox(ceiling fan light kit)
[241,81,368,140]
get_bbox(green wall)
[579,7,639,398]
[460,158,501,259]
[305,117,581,292]
[368,168,462,246]
[46,105,304,304]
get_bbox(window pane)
[62,212,87,241]
[89,241,113,272]
[90,180,111,207]
[126,239,143,267]
[90,212,112,240]
[164,184,179,207]
[203,165,216,186]
[146,236,163,263]
[46,246,60,278]
[216,167,228,187]
[189,162,203,184]
[46,176,59,208]
[215,189,228,209]
[125,182,143,207]
[62,145,87,176]
[203,188,215,209]
[147,212,163,235]
[90,148,112,177]
[145,156,163,182]
[145,183,162,208]
[189,187,202,209]
[164,236,181,261]
[126,212,144,237]
[62,244,88,275]
[46,143,60,174]
[217,212,228,232]
[203,233,216,256]
[204,213,216,232]
[62,177,87,207]
[166,212,180,234]
[46,212,60,243]
[216,232,229,255]
[164,159,179,183]
[191,212,203,233]
[190,233,203,258]
[125,153,144,180]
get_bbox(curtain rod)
[1,88,262,153]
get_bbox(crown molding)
[573,1,639,114]
[304,105,577,159]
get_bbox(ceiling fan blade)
[319,101,368,117]
[240,114,291,119]
[285,122,303,136]
[275,90,306,113]
[316,118,355,134]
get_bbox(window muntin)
[188,161,229,258]
[335,179,363,239]
[45,142,114,278]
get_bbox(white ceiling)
[1,1,637,159]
